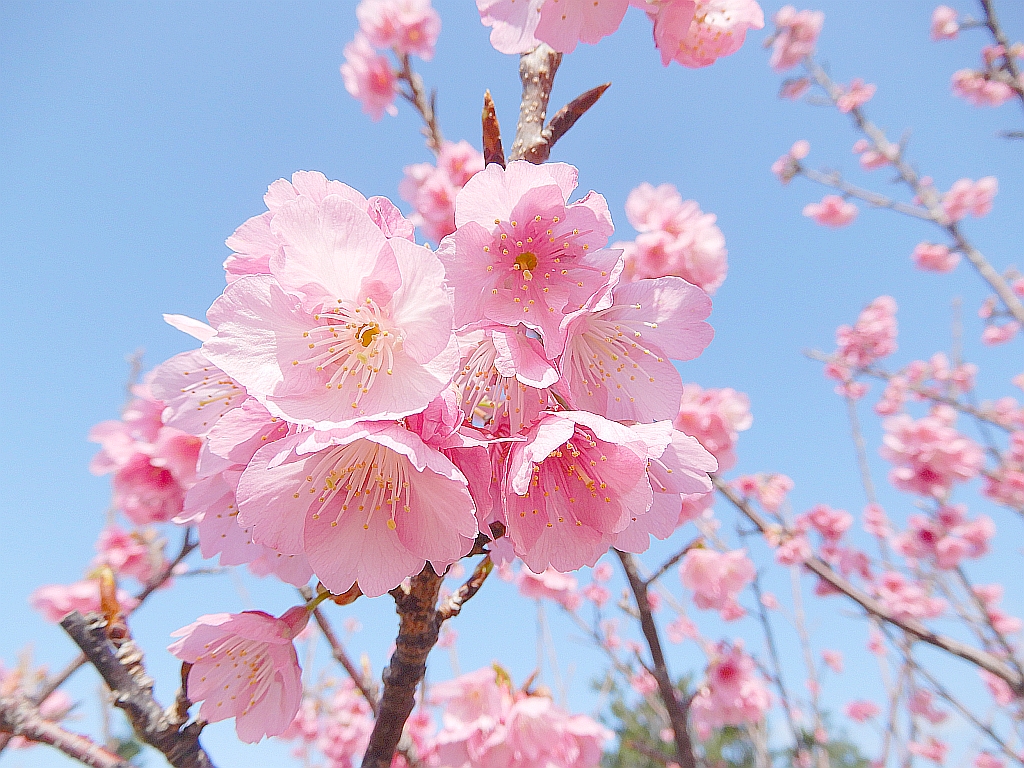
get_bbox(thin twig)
[644,537,703,587]
[0,695,130,768]
[438,556,493,621]
[396,53,443,155]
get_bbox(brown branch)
[980,0,1024,115]
[509,44,562,163]
[615,550,697,768]
[361,566,444,768]
[797,166,933,221]
[644,537,703,587]
[0,695,130,768]
[482,90,505,167]
[397,53,443,155]
[59,611,214,768]
[714,477,1024,694]
[438,556,493,621]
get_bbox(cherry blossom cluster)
[689,642,771,739]
[824,295,898,397]
[476,0,764,67]
[399,140,485,243]
[615,182,729,294]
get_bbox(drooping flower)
[203,193,459,430]
[844,700,879,722]
[835,78,876,113]
[236,423,477,597]
[952,70,1015,107]
[673,385,752,471]
[931,6,959,40]
[168,606,309,742]
[912,243,959,273]
[942,177,998,222]
[341,34,398,120]
[438,161,617,355]
[93,526,168,585]
[517,567,582,610]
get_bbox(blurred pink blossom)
[803,195,858,227]
[770,6,824,71]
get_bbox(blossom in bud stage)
[169,606,308,742]
[500,412,679,572]
[650,0,764,69]
[982,321,1020,346]
[780,76,811,99]
[559,276,713,422]
[31,580,139,623]
[690,643,771,738]
[821,650,843,673]
[680,548,755,619]
[476,0,630,55]
[771,139,810,183]
[803,195,858,227]
[203,192,458,430]
[341,34,398,120]
[952,69,1015,107]
[835,78,876,113]
[620,182,728,294]
[980,670,1017,707]
[845,700,879,722]
[942,177,998,222]
[356,0,441,59]
[931,6,958,40]
[236,423,477,597]
[881,407,984,497]
[976,755,1005,768]
[400,140,485,243]
[439,161,617,355]
[673,385,752,471]
[912,242,960,273]
[517,566,582,610]
[769,6,824,71]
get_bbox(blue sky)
[2,1,1023,765]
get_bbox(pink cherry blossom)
[942,177,998,222]
[952,70,1015,107]
[673,385,752,471]
[980,670,1017,707]
[881,406,984,497]
[356,0,441,59]
[559,276,713,421]
[690,642,772,738]
[908,738,948,765]
[771,139,810,183]
[93,526,167,584]
[984,431,1024,508]
[30,580,139,623]
[400,140,485,243]
[874,572,945,621]
[780,76,811,99]
[169,606,308,742]
[500,412,668,572]
[517,567,582,610]
[651,0,764,68]
[439,161,617,354]
[912,242,960,273]
[852,138,890,170]
[982,321,1020,346]
[774,534,811,566]
[341,34,398,120]
[976,754,1005,768]
[621,183,728,294]
[733,473,793,512]
[931,6,958,40]
[803,195,858,227]
[770,5,824,71]
[821,650,843,673]
[236,423,477,597]
[680,547,755,619]
[203,194,458,431]
[476,0,631,55]
[891,504,994,569]
[800,504,852,541]
[844,700,879,722]
[829,296,898,383]
[835,78,876,113]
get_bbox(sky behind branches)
[2,1,1023,765]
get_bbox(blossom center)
[514,251,538,280]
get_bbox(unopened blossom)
[852,138,890,170]
[400,140,485,242]
[942,177,998,222]
[780,76,811,99]
[690,643,772,738]
[931,6,958,40]
[913,242,959,273]
[771,139,810,184]
[517,567,582,610]
[680,547,755,619]
[501,412,670,572]
[835,78,876,113]
[439,161,617,354]
[845,700,879,722]
[976,754,1006,768]
[770,5,824,71]
[0,665,74,749]
[559,276,713,422]
[908,737,949,764]
[237,423,477,597]
[874,572,945,621]
[621,182,728,293]
[821,650,843,673]
[356,0,441,59]
[973,584,1023,635]
[980,670,1017,707]
[476,0,630,54]
[803,195,858,227]
[31,580,139,623]
[952,70,1015,107]
[881,406,984,497]
[673,385,752,471]
[982,321,1020,346]
[891,504,994,569]
[169,607,308,742]
[203,191,459,430]
[652,0,765,68]
[341,34,398,120]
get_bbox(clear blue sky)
[2,1,1023,765]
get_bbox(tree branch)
[397,53,444,155]
[59,611,214,768]
[615,550,697,768]
[509,44,562,163]
[0,695,130,768]
[438,556,493,621]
